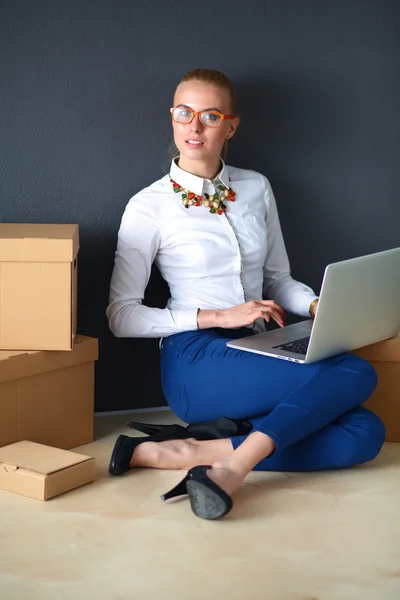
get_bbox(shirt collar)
[169,157,230,196]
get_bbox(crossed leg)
[130,329,385,496]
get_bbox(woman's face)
[172,80,239,168]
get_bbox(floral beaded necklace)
[170,178,236,215]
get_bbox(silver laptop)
[226,247,400,364]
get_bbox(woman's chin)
[178,146,219,163]
[180,145,206,157]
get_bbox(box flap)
[0,441,92,475]
[352,333,400,362]
[0,223,79,262]
[0,334,98,384]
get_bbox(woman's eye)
[203,112,218,121]
[179,110,191,117]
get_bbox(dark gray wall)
[1,0,399,411]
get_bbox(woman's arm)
[262,177,318,317]
[106,197,198,338]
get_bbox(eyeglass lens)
[172,107,222,127]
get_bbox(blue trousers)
[160,327,385,472]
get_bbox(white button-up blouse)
[106,158,318,338]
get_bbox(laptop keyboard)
[273,336,310,355]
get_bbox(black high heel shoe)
[126,416,253,441]
[108,424,192,476]
[161,465,233,520]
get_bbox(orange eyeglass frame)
[170,107,236,126]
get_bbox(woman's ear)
[227,116,240,139]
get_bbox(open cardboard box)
[0,223,79,351]
[353,333,400,442]
[0,334,98,449]
[0,441,95,500]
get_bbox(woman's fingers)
[269,309,285,327]
[255,300,285,316]
[260,308,285,327]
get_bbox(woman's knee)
[338,354,378,398]
[351,407,386,463]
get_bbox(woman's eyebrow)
[176,103,223,112]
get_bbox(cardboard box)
[0,441,95,500]
[353,333,400,442]
[0,223,79,351]
[0,334,98,449]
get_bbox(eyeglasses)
[170,107,236,128]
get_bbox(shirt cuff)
[300,295,319,318]
[172,308,200,332]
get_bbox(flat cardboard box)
[0,334,98,449]
[353,333,400,442]
[0,223,79,350]
[0,441,95,500]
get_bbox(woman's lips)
[185,140,204,148]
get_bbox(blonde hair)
[177,68,237,113]
[168,68,237,163]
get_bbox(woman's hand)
[309,298,319,319]
[197,300,285,330]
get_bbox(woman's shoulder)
[122,173,171,216]
[227,165,275,209]
[128,173,170,204]
[227,164,272,190]
[115,174,171,231]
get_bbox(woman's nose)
[190,114,203,132]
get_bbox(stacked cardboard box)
[0,223,79,351]
[0,223,98,499]
[353,334,400,442]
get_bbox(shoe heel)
[185,466,233,520]
[161,474,190,502]
[126,421,163,435]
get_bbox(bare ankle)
[212,456,249,478]
[207,459,249,496]
[226,431,275,474]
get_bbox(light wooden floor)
[1,410,400,600]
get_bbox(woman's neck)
[177,156,221,181]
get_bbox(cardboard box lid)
[0,223,79,262]
[0,441,92,474]
[353,333,400,362]
[0,334,98,384]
